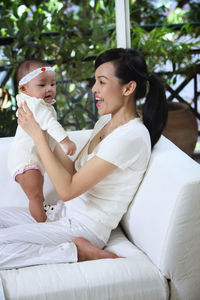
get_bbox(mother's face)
[92,62,125,116]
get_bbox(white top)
[8,93,68,177]
[65,114,151,243]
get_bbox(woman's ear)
[123,81,136,96]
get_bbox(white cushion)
[122,135,200,299]
[0,227,168,300]
[0,131,91,207]
[1,132,199,299]
[0,137,59,207]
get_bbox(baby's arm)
[60,136,76,156]
[19,99,77,156]
[25,99,70,144]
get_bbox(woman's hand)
[17,101,45,143]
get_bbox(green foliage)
[0,0,116,136]
[130,0,200,81]
[131,24,200,74]
[0,0,199,137]
[0,108,17,137]
[130,0,167,24]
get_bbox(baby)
[8,59,76,222]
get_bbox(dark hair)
[16,59,51,83]
[95,48,168,148]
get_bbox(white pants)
[0,202,105,269]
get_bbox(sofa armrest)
[121,136,200,299]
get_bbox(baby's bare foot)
[73,237,118,262]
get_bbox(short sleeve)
[96,121,151,170]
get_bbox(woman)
[0,48,167,269]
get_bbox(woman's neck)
[109,102,138,128]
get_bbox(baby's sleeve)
[30,100,68,143]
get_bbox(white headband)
[19,66,55,86]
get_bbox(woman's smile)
[96,99,104,108]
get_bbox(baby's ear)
[19,85,26,92]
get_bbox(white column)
[115,0,131,48]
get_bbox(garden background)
[0,0,199,153]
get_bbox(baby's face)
[23,71,56,103]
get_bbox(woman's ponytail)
[142,75,168,148]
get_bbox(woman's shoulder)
[96,118,151,170]
[117,118,150,142]
[99,117,151,153]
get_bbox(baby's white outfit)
[1,114,151,269]
[8,93,68,177]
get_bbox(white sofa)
[0,130,200,300]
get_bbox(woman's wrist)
[33,129,46,146]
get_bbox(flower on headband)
[41,68,46,71]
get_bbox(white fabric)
[0,113,151,269]
[1,130,200,299]
[65,114,151,243]
[19,66,55,86]
[0,227,168,300]
[0,277,5,300]
[122,135,200,299]
[7,93,68,177]
[0,201,104,270]
[0,131,91,208]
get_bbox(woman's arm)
[18,102,117,201]
[53,143,75,175]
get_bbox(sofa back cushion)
[0,131,91,208]
[0,137,59,207]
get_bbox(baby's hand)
[60,137,76,156]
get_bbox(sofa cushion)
[0,227,168,300]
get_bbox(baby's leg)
[16,169,47,222]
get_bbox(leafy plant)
[0,0,199,137]
[130,0,200,85]
[0,0,116,136]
